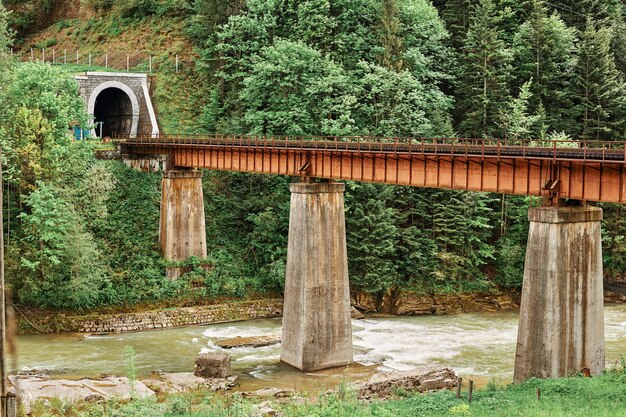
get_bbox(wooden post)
[30,48,33,61]
[76,50,79,65]
[64,49,67,64]
[105,53,108,68]
[41,48,45,63]
[0,147,7,414]
[456,377,462,399]
[468,380,474,403]
[52,49,55,64]
[536,387,541,401]
[126,55,129,71]
[2,393,16,417]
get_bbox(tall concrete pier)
[514,206,604,382]
[159,170,207,278]
[280,182,353,371]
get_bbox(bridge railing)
[114,134,626,164]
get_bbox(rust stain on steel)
[119,135,626,204]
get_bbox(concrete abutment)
[514,206,604,382]
[159,170,207,279]
[280,182,353,371]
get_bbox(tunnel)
[93,87,133,138]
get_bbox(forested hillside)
[1,0,625,310]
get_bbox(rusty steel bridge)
[118,134,626,204]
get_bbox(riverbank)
[15,288,626,334]
[29,363,626,417]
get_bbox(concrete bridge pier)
[280,182,353,371]
[514,206,604,382]
[159,170,207,279]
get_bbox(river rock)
[252,401,285,417]
[159,372,238,392]
[358,367,457,398]
[194,352,231,378]
[243,387,296,398]
[9,375,154,408]
[216,335,281,349]
[351,306,365,319]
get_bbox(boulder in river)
[158,372,238,392]
[194,352,232,378]
[351,306,365,319]
[216,335,281,349]
[357,367,457,398]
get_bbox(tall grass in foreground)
[25,357,626,417]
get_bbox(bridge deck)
[118,135,626,204]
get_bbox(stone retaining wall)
[18,299,284,334]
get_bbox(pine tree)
[457,0,513,137]
[345,182,399,293]
[442,0,476,50]
[547,0,613,29]
[380,0,404,71]
[513,0,578,134]
[575,18,626,140]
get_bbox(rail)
[117,134,626,164]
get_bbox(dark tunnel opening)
[93,87,133,138]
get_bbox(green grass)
[26,362,626,417]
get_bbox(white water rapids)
[13,305,626,391]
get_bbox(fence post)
[52,49,55,64]
[105,53,108,69]
[1,393,17,417]
[30,48,33,61]
[41,48,45,63]
[76,50,79,65]
[64,49,67,64]
[126,55,129,71]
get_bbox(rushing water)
[12,305,626,392]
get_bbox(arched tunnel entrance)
[93,87,133,138]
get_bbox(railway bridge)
[119,134,626,382]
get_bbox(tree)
[353,62,451,137]
[457,0,513,137]
[380,0,404,71]
[17,183,114,310]
[0,3,12,53]
[547,0,613,29]
[345,182,399,294]
[574,18,626,140]
[513,0,578,134]
[499,81,544,141]
[239,39,355,135]
[442,0,476,50]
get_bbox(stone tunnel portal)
[93,87,133,138]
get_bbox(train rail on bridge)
[117,134,626,204]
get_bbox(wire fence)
[11,48,193,74]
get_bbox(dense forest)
[0,0,625,310]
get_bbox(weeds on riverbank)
[24,359,626,417]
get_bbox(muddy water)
[13,305,626,392]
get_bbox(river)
[13,304,626,392]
